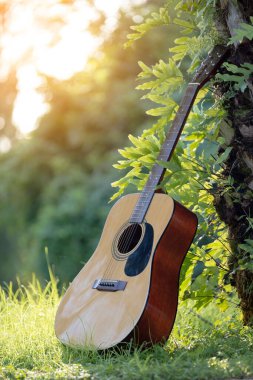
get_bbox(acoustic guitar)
[55,45,228,350]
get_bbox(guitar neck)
[130,83,199,224]
[157,83,199,167]
[129,44,229,224]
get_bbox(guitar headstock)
[192,45,230,87]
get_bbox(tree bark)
[214,0,253,325]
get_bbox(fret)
[136,200,152,206]
[136,197,152,202]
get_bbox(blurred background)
[0,0,178,284]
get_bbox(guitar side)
[55,193,197,349]
[130,200,197,345]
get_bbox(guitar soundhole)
[117,223,143,254]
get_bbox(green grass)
[0,273,252,380]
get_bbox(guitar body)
[55,193,197,350]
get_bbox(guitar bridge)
[92,279,127,292]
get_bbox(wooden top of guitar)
[55,193,174,349]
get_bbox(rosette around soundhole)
[112,222,145,261]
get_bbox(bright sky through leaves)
[0,0,144,135]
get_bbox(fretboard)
[130,83,199,224]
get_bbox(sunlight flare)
[12,65,49,134]
[1,0,136,134]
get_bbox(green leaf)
[125,8,170,47]
[146,106,174,117]
[173,18,195,30]
[216,147,232,165]
[229,21,253,44]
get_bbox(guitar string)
[101,88,198,281]
[100,138,178,281]
[102,156,170,280]
[102,147,165,280]
[102,139,175,281]
[102,107,196,280]
[103,118,196,279]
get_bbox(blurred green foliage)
[0,1,178,283]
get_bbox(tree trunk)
[214,0,253,325]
